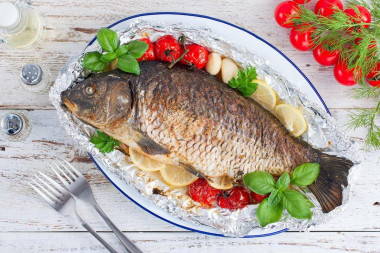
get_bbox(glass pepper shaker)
[1,113,32,141]
[19,63,51,94]
[0,0,43,49]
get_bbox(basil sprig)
[83,28,148,74]
[90,130,120,154]
[243,163,320,227]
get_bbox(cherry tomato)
[189,178,222,208]
[180,44,209,69]
[249,190,269,204]
[275,1,300,28]
[315,0,343,17]
[217,186,250,210]
[154,35,181,62]
[137,38,155,61]
[344,5,371,29]
[366,62,380,87]
[313,44,339,66]
[334,60,360,86]
[289,25,315,51]
[293,0,311,3]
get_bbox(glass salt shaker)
[0,0,43,49]
[1,113,32,141]
[19,63,51,93]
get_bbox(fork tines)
[29,171,69,208]
[51,158,81,187]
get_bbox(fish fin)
[180,162,211,182]
[308,153,353,213]
[133,130,170,155]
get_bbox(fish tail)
[307,153,353,213]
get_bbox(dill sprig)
[293,0,380,80]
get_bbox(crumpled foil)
[49,20,362,237]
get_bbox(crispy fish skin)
[132,61,317,178]
[61,61,353,213]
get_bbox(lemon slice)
[208,175,233,190]
[274,103,307,137]
[160,164,198,186]
[129,147,166,171]
[250,79,277,110]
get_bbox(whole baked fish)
[61,61,353,213]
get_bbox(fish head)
[61,73,133,128]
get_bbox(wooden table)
[1,1,379,252]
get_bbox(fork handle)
[82,221,120,253]
[94,203,143,253]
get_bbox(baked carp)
[61,61,353,213]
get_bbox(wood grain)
[0,0,378,251]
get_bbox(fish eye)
[85,85,95,95]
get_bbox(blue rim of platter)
[86,12,331,238]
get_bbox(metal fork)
[51,158,142,253]
[29,172,119,253]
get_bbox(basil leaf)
[83,52,107,72]
[268,189,283,207]
[97,28,119,52]
[257,198,283,227]
[276,173,290,191]
[291,163,320,186]
[100,52,118,63]
[116,45,129,56]
[100,142,113,153]
[243,171,276,195]
[127,40,149,58]
[117,54,140,75]
[283,190,312,219]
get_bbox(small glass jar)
[19,63,51,94]
[1,113,32,141]
[0,1,43,49]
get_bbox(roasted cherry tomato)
[249,190,270,204]
[313,44,339,66]
[366,62,380,87]
[293,0,311,3]
[334,60,360,86]
[137,38,155,61]
[217,186,250,210]
[154,35,181,62]
[344,5,371,29]
[180,44,209,69]
[289,25,315,51]
[314,0,343,17]
[189,178,222,208]
[275,1,300,28]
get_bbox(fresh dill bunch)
[293,2,380,80]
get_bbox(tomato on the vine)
[180,44,209,69]
[189,178,222,208]
[217,186,250,210]
[334,60,360,86]
[137,38,155,61]
[154,35,181,62]
[275,1,300,28]
[293,0,311,3]
[344,5,371,29]
[313,44,339,66]
[314,0,343,17]
[366,62,380,87]
[289,25,315,51]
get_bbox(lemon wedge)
[250,79,277,110]
[274,103,307,137]
[160,164,198,187]
[129,147,166,172]
[208,175,233,190]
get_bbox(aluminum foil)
[49,20,362,237]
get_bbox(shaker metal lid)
[21,64,43,85]
[1,113,23,135]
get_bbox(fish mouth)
[61,95,77,113]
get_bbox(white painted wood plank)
[0,0,376,109]
[1,231,379,253]
[0,109,379,233]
